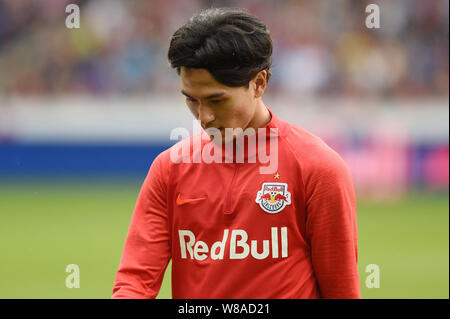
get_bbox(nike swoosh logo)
[176,193,207,205]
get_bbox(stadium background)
[0,0,448,298]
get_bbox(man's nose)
[198,103,215,128]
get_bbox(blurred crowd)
[0,0,448,98]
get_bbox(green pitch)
[0,178,448,299]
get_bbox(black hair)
[168,7,272,87]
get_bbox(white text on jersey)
[178,227,288,260]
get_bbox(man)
[112,7,360,299]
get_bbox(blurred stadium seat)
[0,0,448,97]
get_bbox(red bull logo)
[255,183,291,214]
[178,227,288,260]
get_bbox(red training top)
[112,107,361,299]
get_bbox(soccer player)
[112,8,360,299]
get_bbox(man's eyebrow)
[181,90,227,100]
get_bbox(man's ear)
[252,70,267,98]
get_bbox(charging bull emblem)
[255,183,291,214]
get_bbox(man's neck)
[247,100,271,130]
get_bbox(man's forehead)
[180,67,229,98]
[180,67,222,86]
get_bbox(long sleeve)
[112,152,171,299]
[304,148,361,299]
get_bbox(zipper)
[224,163,240,214]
